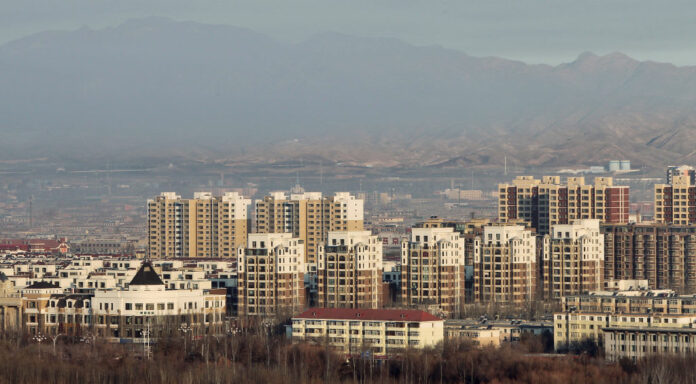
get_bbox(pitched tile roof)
[294,308,442,322]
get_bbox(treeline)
[0,331,692,383]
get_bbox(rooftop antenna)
[504,156,508,176]
[320,160,323,185]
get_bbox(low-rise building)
[603,326,696,361]
[291,308,444,357]
[554,289,696,350]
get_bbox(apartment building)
[602,223,696,293]
[555,310,696,351]
[291,308,444,356]
[147,192,252,258]
[603,326,696,361]
[540,220,604,299]
[317,231,383,309]
[401,227,465,317]
[237,233,306,316]
[255,192,364,269]
[472,225,536,304]
[654,175,696,225]
[498,176,629,234]
[553,289,696,350]
[560,290,696,316]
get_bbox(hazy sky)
[1,0,695,65]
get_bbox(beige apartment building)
[237,233,306,316]
[603,326,696,361]
[255,192,364,269]
[554,290,696,355]
[560,290,696,317]
[654,175,696,225]
[498,176,629,234]
[291,308,444,357]
[555,310,696,351]
[473,224,537,304]
[147,192,251,259]
[317,231,383,309]
[540,220,604,299]
[401,227,465,317]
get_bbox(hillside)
[2,18,696,168]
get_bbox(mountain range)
[2,17,696,169]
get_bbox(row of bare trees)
[0,328,693,383]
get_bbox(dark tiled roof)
[25,281,60,289]
[129,262,164,286]
[295,308,442,322]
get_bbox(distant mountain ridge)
[1,17,696,168]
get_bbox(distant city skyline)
[2,0,696,66]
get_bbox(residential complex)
[236,233,306,316]
[19,261,226,341]
[317,231,383,309]
[290,308,444,356]
[255,192,364,269]
[147,192,252,259]
[400,227,465,317]
[540,220,604,299]
[472,224,536,304]
[498,176,629,234]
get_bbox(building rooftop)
[295,308,441,322]
[129,262,164,286]
[25,281,60,289]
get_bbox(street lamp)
[51,333,65,356]
[32,333,48,358]
[179,323,193,354]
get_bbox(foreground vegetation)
[0,330,692,384]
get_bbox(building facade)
[255,192,364,269]
[401,227,465,317]
[602,223,696,293]
[498,176,629,234]
[472,225,536,304]
[654,175,696,225]
[666,165,696,186]
[317,231,382,309]
[541,220,604,299]
[147,192,251,258]
[237,233,306,316]
[20,262,226,341]
[291,308,444,356]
